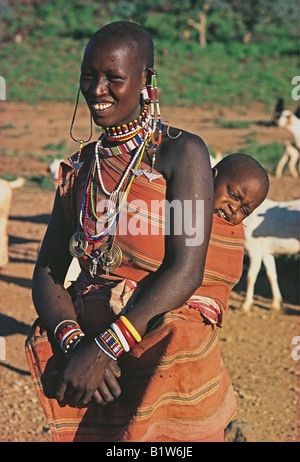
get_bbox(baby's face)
[213,169,266,225]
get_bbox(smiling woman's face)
[213,168,266,225]
[80,37,148,128]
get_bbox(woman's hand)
[55,340,121,407]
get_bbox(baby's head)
[213,153,269,225]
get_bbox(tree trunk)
[188,0,212,48]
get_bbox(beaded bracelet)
[54,320,85,356]
[94,317,142,361]
[94,329,124,361]
[95,336,118,361]
[119,316,142,343]
[60,328,85,355]
[53,319,80,341]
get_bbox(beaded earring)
[70,86,93,162]
[141,86,150,104]
[148,70,162,172]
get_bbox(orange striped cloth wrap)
[58,143,166,281]
[25,144,244,442]
[186,214,245,326]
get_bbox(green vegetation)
[239,141,287,171]
[0,1,298,189]
[25,173,55,190]
[0,0,298,108]
[0,170,55,191]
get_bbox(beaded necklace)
[96,127,150,158]
[104,105,150,141]
[80,126,150,244]
[71,100,162,277]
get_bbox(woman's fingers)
[92,363,122,406]
[110,360,122,379]
[104,363,121,398]
[98,380,116,404]
[53,346,122,407]
[55,376,68,402]
[92,389,107,406]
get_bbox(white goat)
[209,150,223,167]
[276,110,300,179]
[0,177,25,268]
[49,158,62,188]
[242,198,300,311]
[276,141,299,180]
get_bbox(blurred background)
[0,0,298,106]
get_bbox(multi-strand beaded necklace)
[79,105,155,244]
[70,74,162,277]
[80,133,148,244]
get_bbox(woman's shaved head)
[87,21,154,71]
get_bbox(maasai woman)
[26,21,253,442]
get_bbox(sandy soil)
[0,101,299,442]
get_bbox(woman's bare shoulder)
[158,125,210,178]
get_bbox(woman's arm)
[32,190,121,406]
[125,133,214,337]
[32,189,76,330]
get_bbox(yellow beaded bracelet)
[119,315,142,343]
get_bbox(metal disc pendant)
[69,231,88,258]
[98,243,122,272]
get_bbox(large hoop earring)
[70,86,93,160]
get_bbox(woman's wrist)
[94,316,142,360]
[53,316,143,360]
[54,320,85,356]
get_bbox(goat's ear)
[212,167,218,178]
[275,97,284,113]
[295,105,300,119]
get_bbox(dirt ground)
[0,101,299,442]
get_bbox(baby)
[186,152,269,325]
[212,152,269,225]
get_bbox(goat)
[276,108,300,178]
[276,141,299,179]
[209,150,223,167]
[0,177,25,268]
[278,109,300,148]
[242,198,300,311]
[48,158,62,189]
[272,97,285,126]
